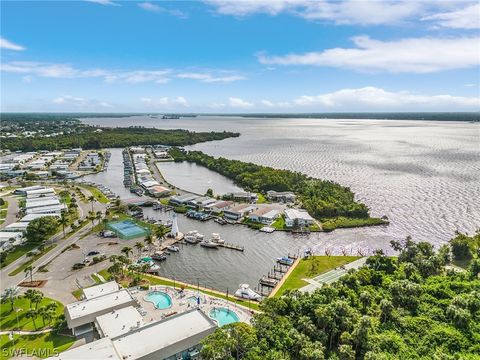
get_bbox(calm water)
[158,161,243,195]
[82,116,480,292]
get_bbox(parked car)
[72,263,86,270]
[87,250,100,256]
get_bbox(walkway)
[0,328,52,335]
[0,196,19,229]
[299,257,367,293]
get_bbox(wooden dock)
[218,242,244,252]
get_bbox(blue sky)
[1,0,479,112]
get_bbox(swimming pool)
[145,291,173,310]
[209,307,239,326]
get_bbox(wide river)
[83,116,480,292]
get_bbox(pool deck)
[131,286,252,327]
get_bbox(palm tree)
[24,265,35,283]
[102,218,108,230]
[144,235,154,252]
[58,213,69,238]
[88,195,95,212]
[32,291,44,310]
[121,246,133,258]
[134,242,144,257]
[38,306,47,327]
[45,302,57,326]
[87,211,96,229]
[1,287,19,312]
[95,211,102,225]
[25,309,38,330]
[24,289,36,309]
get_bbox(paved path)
[300,257,367,293]
[0,328,52,335]
[0,196,19,229]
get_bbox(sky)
[1,0,479,113]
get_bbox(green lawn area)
[272,215,286,230]
[0,296,64,331]
[0,333,74,360]
[8,245,56,276]
[321,217,388,231]
[274,256,360,297]
[256,193,268,204]
[82,185,109,204]
[98,269,260,311]
[0,243,38,269]
[0,200,8,210]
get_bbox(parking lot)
[33,231,151,304]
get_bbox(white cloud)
[138,2,163,12]
[422,3,480,29]
[52,95,113,108]
[85,0,120,6]
[261,99,275,107]
[0,37,25,51]
[289,87,480,110]
[228,97,254,108]
[206,0,429,25]
[258,36,480,73]
[140,96,189,108]
[1,61,244,84]
[176,72,245,83]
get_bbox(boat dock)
[256,253,299,297]
[217,242,244,252]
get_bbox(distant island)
[170,149,387,231]
[0,114,239,151]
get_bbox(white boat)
[260,226,275,233]
[200,240,219,248]
[167,245,179,252]
[184,230,204,244]
[235,284,262,301]
[211,233,225,244]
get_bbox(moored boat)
[259,277,278,287]
[151,251,167,261]
[277,256,295,266]
[166,245,179,252]
[235,284,262,301]
[200,240,219,248]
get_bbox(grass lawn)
[274,256,360,297]
[256,193,268,204]
[0,296,64,331]
[0,200,8,210]
[0,332,74,360]
[0,243,38,269]
[8,245,56,276]
[272,215,286,230]
[82,185,109,204]
[321,217,388,231]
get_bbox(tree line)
[170,149,377,221]
[201,231,480,359]
[1,127,239,151]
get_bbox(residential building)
[284,208,314,228]
[147,185,171,197]
[169,194,199,205]
[224,203,257,220]
[204,200,233,214]
[25,204,67,214]
[229,192,258,202]
[266,190,297,203]
[248,208,279,224]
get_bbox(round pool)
[209,307,239,326]
[145,291,173,309]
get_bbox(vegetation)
[1,126,240,151]
[0,332,74,360]
[169,149,386,230]
[82,185,109,204]
[322,217,387,232]
[201,233,480,359]
[0,243,37,268]
[275,256,360,297]
[449,231,480,268]
[9,245,56,276]
[0,291,63,331]
[25,217,59,244]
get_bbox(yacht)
[259,277,278,287]
[277,256,295,266]
[166,245,179,252]
[184,230,204,244]
[151,251,167,261]
[211,233,225,244]
[234,284,262,301]
[200,240,219,248]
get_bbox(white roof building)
[20,213,60,222]
[284,208,314,227]
[95,306,143,338]
[25,198,60,209]
[3,222,29,232]
[82,281,120,300]
[26,204,67,214]
[65,289,137,333]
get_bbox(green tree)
[24,265,35,283]
[1,287,19,312]
[25,309,38,330]
[25,216,58,243]
[58,213,69,238]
